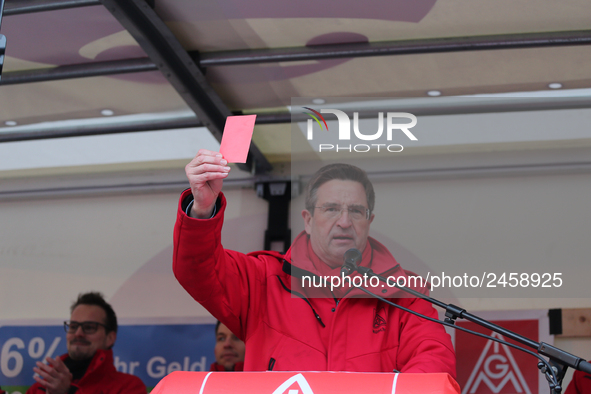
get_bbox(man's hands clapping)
[33,356,73,394]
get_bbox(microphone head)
[343,248,362,265]
[341,248,362,276]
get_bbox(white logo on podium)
[463,332,531,394]
[272,373,315,394]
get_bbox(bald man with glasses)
[26,292,145,394]
[174,151,456,376]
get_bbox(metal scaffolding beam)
[0,58,156,85]
[98,0,271,174]
[3,0,100,15]
[199,30,591,67]
[3,30,591,85]
[3,96,591,143]
[2,0,591,169]
[0,116,203,142]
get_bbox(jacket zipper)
[330,292,340,312]
[277,276,326,327]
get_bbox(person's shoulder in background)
[565,364,591,394]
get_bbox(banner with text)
[0,323,215,391]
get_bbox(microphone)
[340,248,362,276]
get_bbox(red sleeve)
[173,190,265,340]
[396,297,457,379]
[25,383,43,394]
[565,370,583,394]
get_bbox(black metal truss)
[198,29,591,66]
[0,116,203,142]
[3,30,591,84]
[256,181,291,253]
[3,96,591,143]
[96,0,270,174]
[3,0,272,174]
[3,0,100,15]
[0,58,156,84]
[2,0,591,165]
[0,112,291,143]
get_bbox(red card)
[219,115,257,163]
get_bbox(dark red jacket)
[26,349,146,394]
[565,366,591,394]
[174,190,456,376]
[210,362,244,371]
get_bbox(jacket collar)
[282,231,417,299]
[62,348,114,382]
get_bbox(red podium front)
[151,371,460,394]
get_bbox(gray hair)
[305,163,375,214]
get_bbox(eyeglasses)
[314,204,370,221]
[64,320,108,335]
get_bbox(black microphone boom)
[347,262,590,393]
[340,248,362,276]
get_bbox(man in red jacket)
[174,150,456,376]
[26,292,146,394]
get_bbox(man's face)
[302,179,374,268]
[214,323,245,371]
[67,304,116,361]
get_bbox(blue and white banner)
[0,322,216,391]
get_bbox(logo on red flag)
[272,373,315,394]
[456,319,539,394]
[462,332,531,394]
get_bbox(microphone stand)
[349,264,591,394]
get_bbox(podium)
[151,371,460,394]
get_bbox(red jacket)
[565,366,591,394]
[26,349,146,394]
[174,190,456,376]
[210,362,244,371]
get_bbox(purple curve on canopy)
[157,0,437,23]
